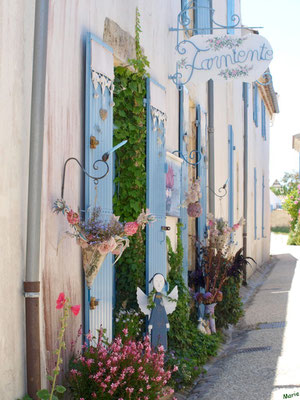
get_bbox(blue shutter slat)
[228,125,234,227]
[195,0,212,35]
[146,78,167,294]
[261,100,266,140]
[196,105,207,243]
[179,87,189,284]
[253,84,258,127]
[85,34,114,341]
[254,167,257,239]
[227,0,235,34]
[262,175,265,237]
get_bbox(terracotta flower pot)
[82,247,107,289]
[205,302,217,334]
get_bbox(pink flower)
[86,332,93,341]
[56,292,66,309]
[122,328,128,336]
[232,223,240,231]
[98,237,117,255]
[173,365,178,372]
[295,201,299,205]
[67,209,80,225]
[124,221,139,236]
[71,305,80,316]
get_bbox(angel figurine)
[137,273,178,351]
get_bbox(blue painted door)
[179,86,189,283]
[196,105,208,243]
[146,78,167,293]
[85,34,115,341]
[262,174,265,238]
[228,125,234,227]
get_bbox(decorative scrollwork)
[172,149,201,166]
[207,180,228,199]
[61,157,109,199]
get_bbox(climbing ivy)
[113,9,149,310]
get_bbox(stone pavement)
[178,234,300,400]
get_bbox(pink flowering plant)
[53,199,155,287]
[283,185,300,230]
[68,330,176,400]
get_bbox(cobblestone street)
[178,234,300,400]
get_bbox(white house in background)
[270,190,282,210]
[0,0,278,398]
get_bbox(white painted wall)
[0,0,35,398]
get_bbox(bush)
[68,331,175,399]
[283,187,300,230]
[215,276,244,329]
[287,220,300,245]
[114,308,144,340]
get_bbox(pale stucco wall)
[0,0,35,398]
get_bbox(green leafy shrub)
[215,276,244,329]
[166,224,221,390]
[114,308,144,339]
[287,220,300,245]
[283,187,300,230]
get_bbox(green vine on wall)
[113,9,149,310]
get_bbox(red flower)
[71,305,81,316]
[124,221,139,236]
[67,210,80,225]
[56,293,66,309]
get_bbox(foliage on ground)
[271,226,290,234]
[166,224,221,390]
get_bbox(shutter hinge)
[195,119,200,127]
[143,98,147,107]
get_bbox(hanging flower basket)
[183,178,203,218]
[53,199,155,288]
[82,247,107,289]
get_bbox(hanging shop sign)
[170,34,273,86]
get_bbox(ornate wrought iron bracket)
[61,156,110,199]
[172,149,201,166]
[207,180,228,199]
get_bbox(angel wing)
[136,287,151,316]
[162,286,178,315]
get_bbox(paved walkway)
[183,234,300,400]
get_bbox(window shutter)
[262,174,265,237]
[194,0,212,35]
[85,34,114,341]
[228,125,234,227]
[196,105,207,242]
[254,167,257,239]
[179,86,189,283]
[146,78,167,293]
[253,84,258,127]
[261,100,266,140]
[227,0,235,34]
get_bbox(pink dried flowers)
[68,331,176,400]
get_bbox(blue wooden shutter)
[261,100,266,140]
[85,34,114,341]
[254,167,257,239]
[179,86,189,283]
[196,105,207,242]
[228,125,234,227]
[194,0,212,34]
[253,84,258,127]
[227,0,235,34]
[181,0,189,27]
[262,174,265,237]
[146,78,167,293]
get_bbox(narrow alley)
[181,234,300,400]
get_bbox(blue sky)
[241,0,300,184]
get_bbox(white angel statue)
[137,273,178,350]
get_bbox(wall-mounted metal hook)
[172,149,201,166]
[207,179,228,199]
